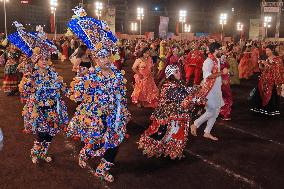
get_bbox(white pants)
[194,107,220,134]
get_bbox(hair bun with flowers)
[68,6,119,60]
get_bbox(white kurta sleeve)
[203,58,213,80]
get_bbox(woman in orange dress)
[132,47,159,108]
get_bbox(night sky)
[147,0,260,10]
[19,0,269,30]
[2,0,282,35]
[29,0,262,12]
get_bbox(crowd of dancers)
[0,6,284,183]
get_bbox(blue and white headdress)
[8,21,57,62]
[68,6,119,59]
[7,21,35,57]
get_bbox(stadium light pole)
[219,13,227,41]
[0,0,9,38]
[264,16,272,38]
[50,0,57,39]
[179,10,186,33]
[137,7,144,36]
[237,22,244,42]
[130,22,137,34]
[184,23,191,32]
[95,1,103,20]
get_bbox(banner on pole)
[195,33,210,38]
[145,32,154,40]
[175,22,179,35]
[264,7,280,13]
[249,19,260,40]
[50,14,55,33]
[102,8,116,34]
[159,16,169,39]
[20,0,30,4]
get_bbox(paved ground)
[0,60,283,189]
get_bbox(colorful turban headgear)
[7,22,57,63]
[68,6,119,60]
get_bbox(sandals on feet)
[44,156,53,163]
[190,124,197,136]
[31,156,39,164]
[94,172,114,183]
[203,133,218,141]
[79,159,87,168]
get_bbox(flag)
[175,22,179,35]
[159,16,169,39]
[50,14,55,33]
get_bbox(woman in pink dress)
[132,48,159,108]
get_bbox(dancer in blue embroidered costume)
[8,22,34,102]
[67,6,130,182]
[8,23,69,164]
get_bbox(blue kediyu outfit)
[68,65,130,161]
[8,21,67,163]
[67,6,129,182]
[19,66,69,161]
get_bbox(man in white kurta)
[191,42,227,141]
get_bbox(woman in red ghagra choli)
[114,47,125,70]
[138,65,205,159]
[251,45,260,73]
[239,49,253,79]
[132,47,159,108]
[61,41,69,62]
[219,55,233,121]
[2,47,21,96]
[249,45,284,116]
